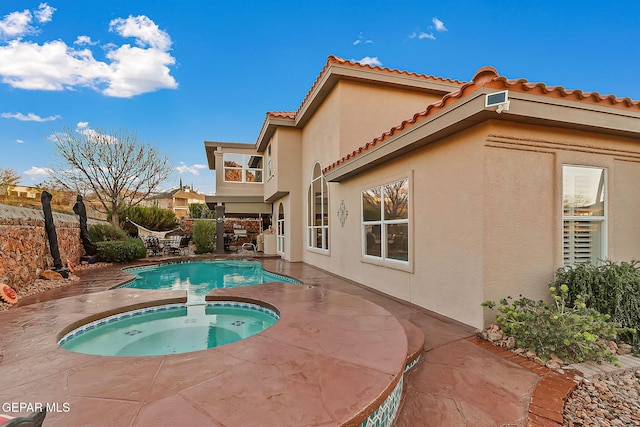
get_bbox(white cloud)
[176,162,207,175]
[0,7,177,97]
[110,15,172,50]
[356,56,382,67]
[24,166,53,180]
[74,35,96,46]
[432,17,447,32]
[0,9,34,39]
[409,31,435,40]
[1,111,60,122]
[103,44,177,97]
[353,32,373,46]
[0,3,54,39]
[74,122,118,144]
[34,4,56,24]
[16,139,24,143]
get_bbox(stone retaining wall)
[0,204,104,291]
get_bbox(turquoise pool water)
[59,302,279,356]
[121,260,300,303]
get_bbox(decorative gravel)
[0,263,112,312]
[563,369,640,426]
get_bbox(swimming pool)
[120,260,300,303]
[59,301,279,356]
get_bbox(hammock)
[125,218,182,239]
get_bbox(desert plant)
[482,284,633,364]
[192,220,216,254]
[89,223,128,242]
[96,238,147,263]
[553,261,640,348]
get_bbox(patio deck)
[1,256,542,426]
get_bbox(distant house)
[1,184,77,212]
[4,185,39,200]
[204,55,640,329]
[144,185,206,218]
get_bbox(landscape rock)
[618,343,632,355]
[563,369,640,426]
[40,270,63,280]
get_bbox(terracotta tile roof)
[258,55,465,149]
[266,111,297,120]
[324,66,640,173]
[297,55,465,115]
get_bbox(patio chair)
[144,236,161,257]
[240,242,257,254]
[178,235,191,255]
[3,409,46,427]
[163,235,182,255]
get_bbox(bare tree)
[49,126,174,227]
[0,167,21,201]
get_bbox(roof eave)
[255,61,463,152]
[256,116,296,152]
[204,141,259,170]
[325,89,640,182]
[296,63,462,129]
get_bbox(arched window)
[307,162,329,250]
[277,203,285,253]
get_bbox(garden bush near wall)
[88,223,128,242]
[482,285,631,364]
[122,205,178,235]
[552,260,640,349]
[192,220,216,254]
[96,238,147,263]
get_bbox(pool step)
[398,319,425,373]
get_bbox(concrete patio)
[1,256,547,426]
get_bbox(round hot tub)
[58,301,279,357]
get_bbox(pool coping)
[0,281,408,426]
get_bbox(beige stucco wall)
[481,121,640,326]
[269,71,640,329]
[300,80,446,269]
[612,159,640,259]
[270,195,304,262]
[264,128,302,202]
[338,81,444,156]
[317,126,486,326]
[263,127,304,262]
[294,112,640,329]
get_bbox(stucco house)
[143,185,206,218]
[204,55,640,329]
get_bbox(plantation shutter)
[563,220,599,265]
[562,166,606,267]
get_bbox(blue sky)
[1,1,639,195]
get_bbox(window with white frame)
[266,144,273,178]
[277,203,285,253]
[362,178,409,262]
[307,163,329,250]
[223,153,263,183]
[562,165,606,266]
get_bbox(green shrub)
[553,261,640,348]
[89,223,128,242]
[96,238,147,263]
[189,203,216,219]
[192,220,216,254]
[122,205,178,236]
[482,284,632,364]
